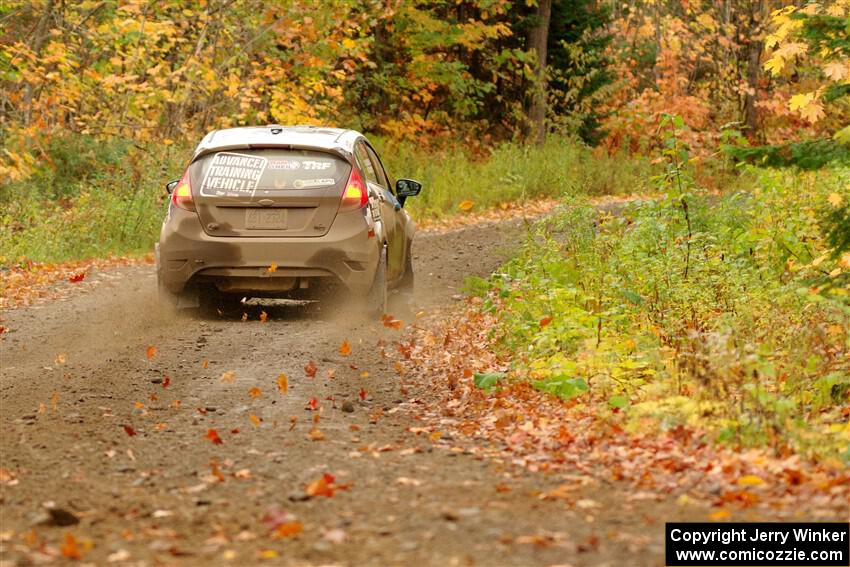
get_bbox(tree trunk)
[742,0,765,143]
[527,0,552,145]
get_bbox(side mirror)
[396,178,422,198]
[165,180,179,194]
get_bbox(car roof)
[192,125,362,161]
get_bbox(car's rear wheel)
[366,244,388,316]
[399,245,414,294]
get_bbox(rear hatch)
[191,148,351,237]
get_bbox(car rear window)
[196,149,351,198]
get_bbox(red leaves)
[539,316,552,327]
[359,388,367,401]
[307,398,318,411]
[304,361,317,378]
[162,375,171,388]
[206,429,223,445]
[68,272,85,283]
[381,314,403,329]
[122,425,137,437]
[60,532,82,559]
[305,472,350,498]
[338,339,351,356]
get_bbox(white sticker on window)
[200,152,268,197]
[293,178,336,189]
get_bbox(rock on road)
[1,219,675,566]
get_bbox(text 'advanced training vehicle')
[155,126,422,315]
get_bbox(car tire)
[366,244,388,316]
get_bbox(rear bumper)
[157,207,380,295]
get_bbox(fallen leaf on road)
[309,428,325,441]
[306,472,350,497]
[382,314,403,329]
[250,414,261,427]
[277,373,288,394]
[55,353,67,365]
[60,532,82,559]
[737,475,765,487]
[267,263,278,273]
[202,359,209,369]
[146,345,157,360]
[360,371,370,378]
[339,339,351,356]
[359,388,367,401]
[68,272,85,283]
[51,392,59,411]
[396,477,421,486]
[221,371,236,383]
[308,398,318,410]
[248,387,262,399]
[123,425,137,437]
[304,361,317,378]
[162,375,171,388]
[234,468,251,479]
[273,522,303,539]
[206,429,223,445]
[709,509,732,520]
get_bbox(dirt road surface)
[4,219,699,566]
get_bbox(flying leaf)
[68,273,85,283]
[539,316,552,327]
[339,339,351,356]
[123,425,137,437]
[381,314,403,329]
[308,398,318,410]
[221,371,236,383]
[146,345,157,360]
[273,521,303,539]
[828,193,843,207]
[248,387,262,399]
[202,359,209,369]
[162,375,171,388]
[308,428,325,441]
[359,388,367,401]
[250,414,261,427]
[259,311,268,323]
[206,429,224,445]
[306,472,337,497]
[458,200,474,211]
[360,371,370,378]
[737,475,765,486]
[277,373,289,394]
[304,361,317,378]
[60,532,82,559]
[267,263,278,273]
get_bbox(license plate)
[246,209,287,229]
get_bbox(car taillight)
[339,167,368,212]
[171,169,195,212]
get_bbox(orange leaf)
[277,373,289,394]
[539,316,552,327]
[202,359,209,369]
[68,273,86,283]
[249,414,261,427]
[248,387,262,399]
[308,398,318,410]
[146,345,157,360]
[221,371,236,383]
[304,361,317,378]
[123,425,137,437]
[381,314,403,329]
[306,472,337,497]
[458,200,474,211]
[259,311,268,323]
[206,429,223,445]
[360,371,370,378]
[339,339,351,356]
[308,428,325,441]
[267,263,278,274]
[60,532,82,559]
[134,401,145,410]
[273,522,303,539]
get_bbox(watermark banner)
[666,522,849,566]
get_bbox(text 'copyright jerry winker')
[665,522,849,566]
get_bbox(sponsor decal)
[293,178,336,189]
[200,152,268,197]
[302,160,333,170]
[268,159,301,171]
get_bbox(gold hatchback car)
[155,126,421,314]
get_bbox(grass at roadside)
[468,165,850,461]
[0,134,653,268]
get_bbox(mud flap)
[176,287,200,309]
